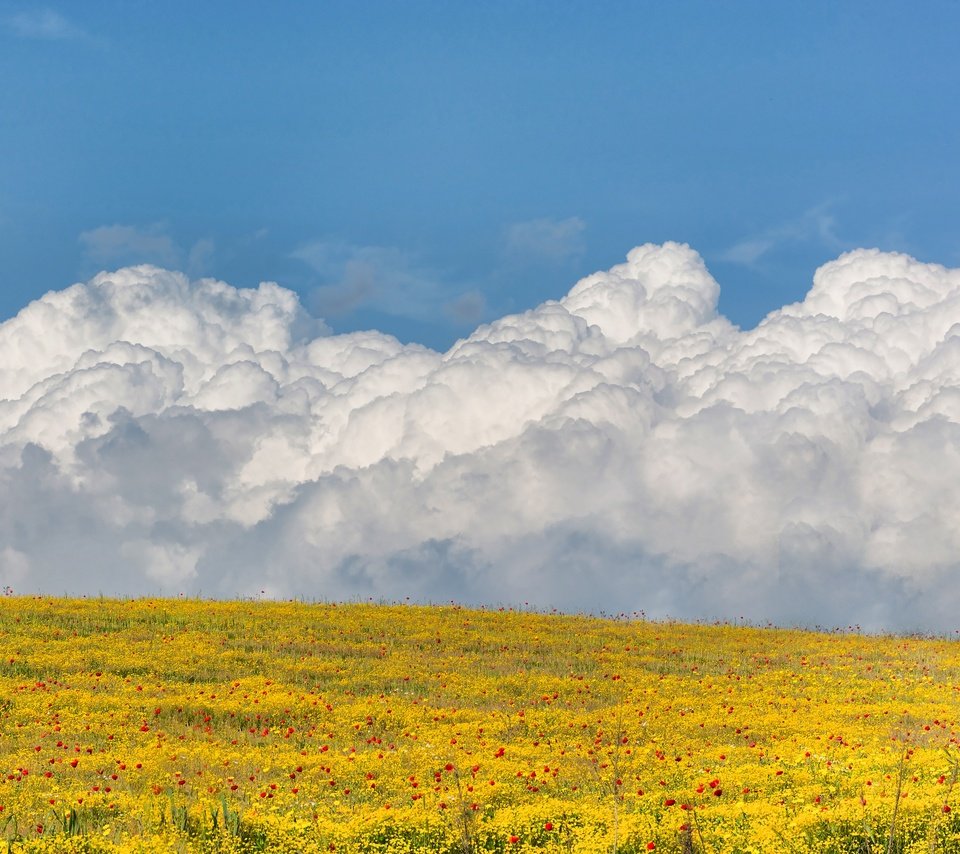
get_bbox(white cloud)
[504,216,586,264]
[5,9,83,40]
[4,244,960,629]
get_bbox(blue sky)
[2,0,959,350]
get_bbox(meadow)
[1,597,959,853]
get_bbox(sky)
[3,1,960,348]
[2,2,960,630]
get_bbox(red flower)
[544,822,553,831]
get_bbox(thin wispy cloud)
[293,238,479,325]
[444,290,487,325]
[721,203,844,266]
[79,224,215,277]
[504,216,586,265]
[80,224,180,268]
[5,8,84,40]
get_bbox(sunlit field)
[2,598,960,852]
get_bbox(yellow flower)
[1,597,958,850]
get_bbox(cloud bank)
[3,244,960,630]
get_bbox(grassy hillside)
[1,597,959,852]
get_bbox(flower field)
[1,598,960,852]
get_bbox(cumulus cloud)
[3,245,960,630]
